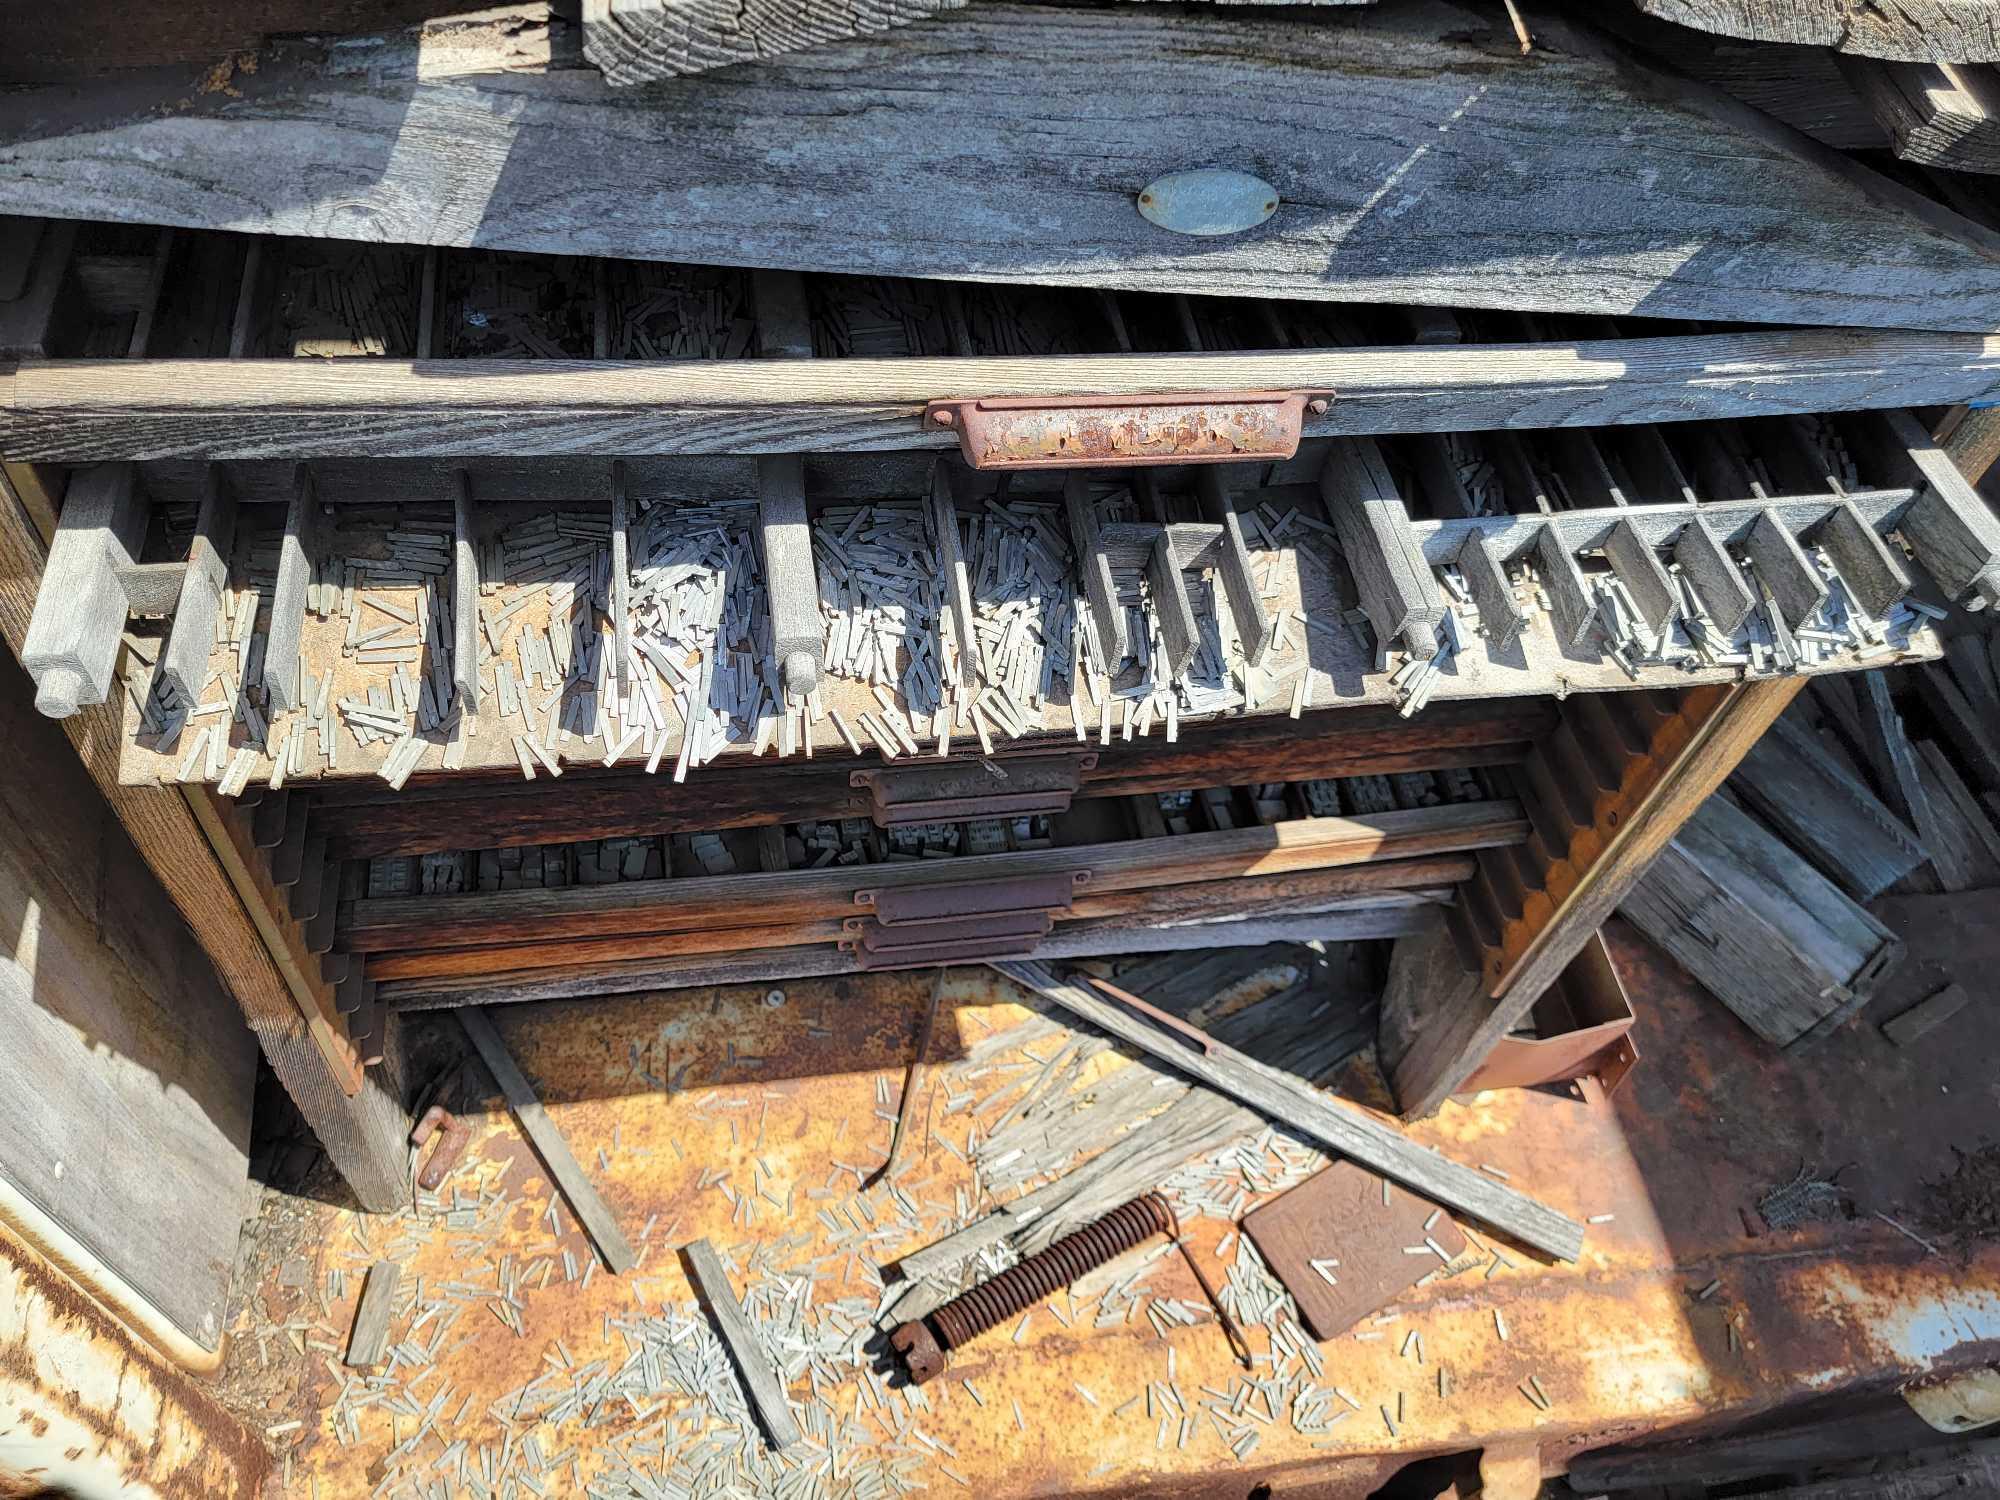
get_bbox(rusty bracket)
[923,391,1330,470]
[850,752,1095,826]
[410,1103,470,1192]
[844,870,1087,969]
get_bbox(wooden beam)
[755,454,820,696]
[1629,0,2000,62]
[19,462,144,718]
[160,465,237,707]
[1380,679,1804,1116]
[680,1238,800,1449]
[9,329,2000,460]
[460,1006,635,1273]
[0,463,412,1211]
[1838,57,2000,173]
[9,4,2000,329]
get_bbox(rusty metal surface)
[0,1221,267,1499]
[226,943,2000,1498]
[926,392,1323,470]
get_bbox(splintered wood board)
[1242,1160,1467,1340]
[113,499,1945,788]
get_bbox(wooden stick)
[344,1261,401,1367]
[873,968,947,1187]
[452,469,481,711]
[459,1006,635,1274]
[681,1238,801,1449]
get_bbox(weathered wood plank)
[680,1238,800,1448]
[1382,679,1803,1116]
[261,466,315,712]
[160,465,237,707]
[1631,0,2000,62]
[1728,717,1926,900]
[991,960,1586,1263]
[345,802,1528,951]
[1838,57,2000,172]
[756,453,820,696]
[1620,795,1902,1048]
[8,3,2000,328]
[19,462,143,718]
[0,648,254,1360]
[10,331,2000,460]
[343,1261,400,1367]
[459,1006,635,1274]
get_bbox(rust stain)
[1,1226,268,1497]
[931,392,1313,471]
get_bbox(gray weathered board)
[0,650,255,1354]
[1619,794,1903,1049]
[1630,0,2000,63]
[10,330,2000,460]
[584,0,1376,84]
[990,959,1586,1262]
[1727,717,1927,901]
[681,1237,801,1449]
[5,3,2000,329]
[460,1006,636,1274]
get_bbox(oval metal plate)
[1137,169,1279,237]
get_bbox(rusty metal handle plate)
[851,753,1095,826]
[924,391,1329,470]
[858,869,1086,926]
[849,932,1050,971]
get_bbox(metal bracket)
[923,390,1330,470]
[842,870,1087,969]
[850,753,1096,827]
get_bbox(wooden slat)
[7,5,2000,329]
[460,1006,635,1274]
[344,802,1529,952]
[680,1238,800,1449]
[262,466,315,712]
[1630,0,2000,61]
[19,462,144,718]
[160,465,237,707]
[452,469,481,710]
[344,1262,401,1367]
[10,330,2000,459]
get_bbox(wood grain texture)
[7,4,2000,328]
[11,331,2000,460]
[1728,718,1926,900]
[991,960,1585,1262]
[1838,57,2000,172]
[19,462,143,718]
[460,1006,635,1273]
[343,1261,400,1367]
[0,464,413,1213]
[1619,794,1902,1048]
[160,466,236,706]
[343,802,1528,951]
[1632,0,2000,62]
[680,1238,800,1448]
[584,0,961,84]
[0,649,253,1355]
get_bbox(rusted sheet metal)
[925,391,1326,470]
[1,1222,266,1500]
[851,753,1096,825]
[233,957,2000,1499]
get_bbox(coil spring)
[927,1193,1175,1351]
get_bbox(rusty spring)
[927,1193,1176,1352]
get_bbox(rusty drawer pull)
[842,870,1085,970]
[858,870,1086,926]
[851,753,1095,827]
[923,391,1330,470]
